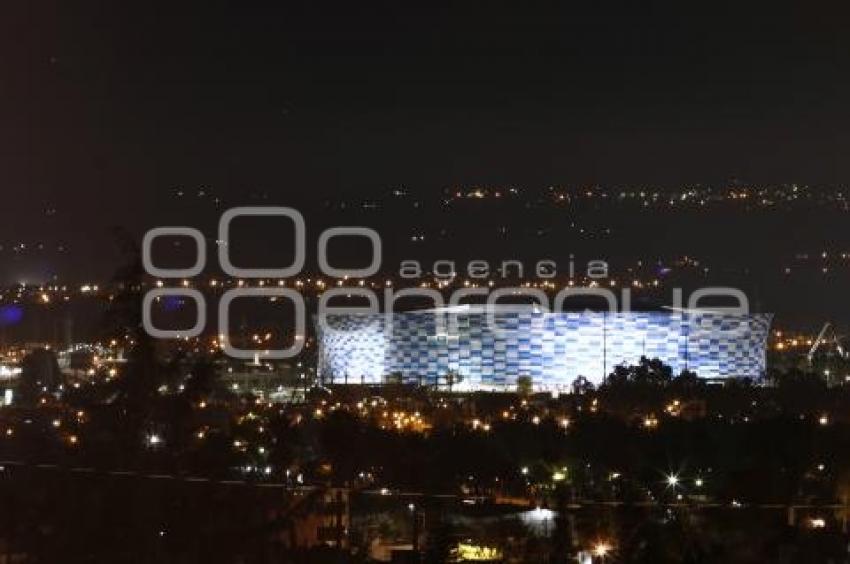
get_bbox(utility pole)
[602,312,607,381]
[408,502,423,559]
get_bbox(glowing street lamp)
[666,473,679,488]
[593,541,612,560]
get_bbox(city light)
[593,541,612,558]
[5,4,850,561]
[643,416,658,429]
[454,543,503,561]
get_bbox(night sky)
[2,1,848,282]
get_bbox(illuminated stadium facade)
[316,307,772,392]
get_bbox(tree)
[182,357,232,403]
[444,370,462,393]
[571,376,595,395]
[97,228,164,463]
[424,517,455,564]
[385,371,403,386]
[516,375,533,397]
[603,356,673,389]
[17,348,62,406]
[549,493,574,563]
[671,369,702,393]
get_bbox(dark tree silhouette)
[17,348,62,406]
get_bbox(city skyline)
[3,3,850,562]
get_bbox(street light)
[593,541,612,561]
[666,473,679,487]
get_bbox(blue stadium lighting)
[317,307,772,391]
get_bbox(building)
[316,306,772,392]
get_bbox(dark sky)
[1,1,848,281]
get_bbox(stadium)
[316,306,773,392]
